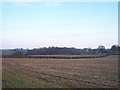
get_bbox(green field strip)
[2,70,62,88]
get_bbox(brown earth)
[2,55,118,88]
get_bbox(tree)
[97,45,105,50]
[11,51,24,58]
[111,45,120,54]
[97,45,106,55]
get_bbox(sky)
[0,2,118,49]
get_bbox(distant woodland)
[1,45,120,58]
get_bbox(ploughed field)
[2,55,118,88]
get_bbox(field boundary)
[27,55,109,59]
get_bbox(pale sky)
[1,2,118,49]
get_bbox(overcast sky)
[1,2,118,49]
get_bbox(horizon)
[1,2,118,49]
[1,44,119,50]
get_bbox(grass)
[3,70,61,88]
[2,55,118,88]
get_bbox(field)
[2,55,118,88]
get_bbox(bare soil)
[2,55,118,88]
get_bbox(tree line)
[1,45,120,58]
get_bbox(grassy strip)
[2,70,61,88]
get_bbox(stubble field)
[2,55,118,88]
